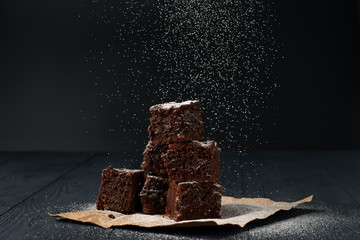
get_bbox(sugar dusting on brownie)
[164,140,220,183]
[166,181,222,221]
[114,168,143,173]
[150,100,199,111]
[148,100,203,145]
[192,140,218,148]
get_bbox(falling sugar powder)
[79,0,280,154]
[148,0,280,153]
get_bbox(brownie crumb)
[140,174,168,214]
[166,181,222,221]
[148,100,204,145]
[141,142,168,176]
[163,140,221,182]
[96,166,144,213]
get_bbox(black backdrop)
[0,0,359,152]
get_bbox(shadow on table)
[112,208,320,239]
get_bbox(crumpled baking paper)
[49,195,313,228]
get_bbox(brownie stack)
[141,100,222,221]
[96,100,222,222]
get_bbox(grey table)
[0,151,359,239]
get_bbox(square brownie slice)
[166,181,222,221]
[163,140,221,182]
[140,174,168,214]
[96,166,144,213]
[148,100,204,145]
[141,141,168,176]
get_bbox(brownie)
[166,181,222,221]
[148,100,204,145]
[141,141,168,176]
[163,140,221,182]
[140,174,168,214]
[96,166,144,213]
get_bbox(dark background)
[0,0,359,152]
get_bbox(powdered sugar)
[113,168,143,173]
[67,202,97,212]
[177,181,198,186]
[151,100,199,110]
[248,204,360,239]
[80,0,280,153]
[192,140,213,148]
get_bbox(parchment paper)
[49,195,313,228]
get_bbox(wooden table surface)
[0,151,359,239]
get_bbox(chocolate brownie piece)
[141,141,168,176]
[140,174,168,214]
[148,100,204,145]
[96,166,144,213]
[163,140,221,182]
[166,181,222,221]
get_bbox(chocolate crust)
[96,166,144,213]
[141,141,168,176]
[148,100,204,145]
[166,181,222,221]
[163,140,221,182]
[140,174,168,214]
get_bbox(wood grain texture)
[0,152,91,215]
[238,151,360,239]
[0,151,359,240]
[238,151,358,204]
[0,153,22,166]
[316,151,360,206]
[0,152,142,240]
